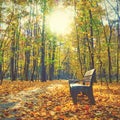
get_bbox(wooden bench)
[69,69,96,105]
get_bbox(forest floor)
[0,80,120,120]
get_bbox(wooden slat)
[84,69,95,76]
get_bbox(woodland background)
[0,0,120,84]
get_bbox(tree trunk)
[73,1,84,77]
[101,1,113,83]
[49,40,56,80]
[116,22,120,82]
[40,0,46,82]
[10,29,16,81]
[31,49,36,81]
[108,46,112,83]
[24,47,30,80]
[116,0,120,82]
[89,10,94,69]
[0,63,3,85]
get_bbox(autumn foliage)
[0,80,120,120]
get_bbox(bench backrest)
[83,69,96,86]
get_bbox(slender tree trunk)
[86,33,92,70]
[106,20,112,83]
[10,29,16,81]
[49,40,56,80]
[108,45,112,83]
[89,10,94,69]
[24,1,33,81]
[101,1,113,83]
[40,0,46,82]
[97,34,103,84]
[48,41,51,80]
[31,49,36,81]
[73,0,84,77]
[24,45,30,80]
[0,1,3,84]
[116,22,120,82]
[10,3,17,81]
[116,0,120,82]
[0,58,3,85]
[15,17,21,80]
[31,4,37,81]
[102,23,112,83]
[24,32,30,81]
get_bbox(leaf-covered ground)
[0,80,120,120]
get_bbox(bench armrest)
[69,79,80,84]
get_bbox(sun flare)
[48,7,74,35]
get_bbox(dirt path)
[0,83,65,120]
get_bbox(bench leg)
[87,91,95,105]
[71,91,78,104]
